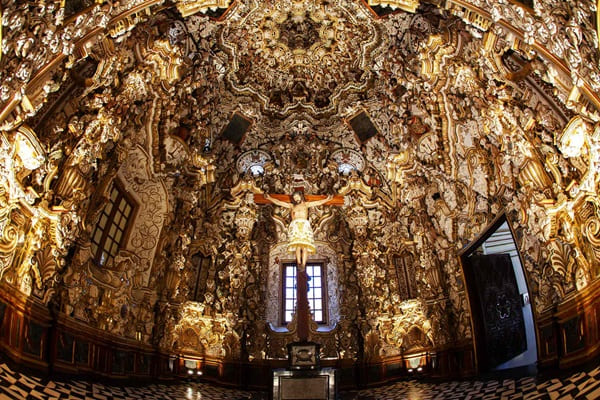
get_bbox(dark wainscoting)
[0,285,480,391]
[0,286,53,371]
[0,285,476,390]
[0,285,168,382]
[0,279,597,390]
[537,278,600,370]
[349,344,476,388]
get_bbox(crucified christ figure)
[263,191,333,269]
[255,190,342,341]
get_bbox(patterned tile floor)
[342,365,600,399]
[0,361,598,399]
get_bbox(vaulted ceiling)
[1,0,599,361]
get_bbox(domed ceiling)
[177,0,453,197]
[1,0,600,365]
[219,0,383,118]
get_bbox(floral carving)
[0,0,599,372]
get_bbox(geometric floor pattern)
[0,360,598,399]
[345,365,600,400]
[0,361,264,400]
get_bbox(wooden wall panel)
[537,278,600,370]
[0,277,597,389]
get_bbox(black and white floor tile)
[0,362,264,400]
[0,361,598,399]
[345,365,600,400]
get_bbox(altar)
[272,368,337,400]
[271,341,337,399]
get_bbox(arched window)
[267,245,340,330]
[90,181,136,267]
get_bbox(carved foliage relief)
[0,0,599,366]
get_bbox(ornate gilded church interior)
[1,0,600,399]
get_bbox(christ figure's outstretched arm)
[304,194,334,208]
[263,193,292,208]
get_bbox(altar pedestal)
[272,368,337,400]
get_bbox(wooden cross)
[255,192,343,341]
[253,193,344,206]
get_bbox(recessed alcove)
[266,242,341,332]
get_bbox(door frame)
[458,212,539,372]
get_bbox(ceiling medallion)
[220,0,383,118]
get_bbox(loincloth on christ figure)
[287,219,316,254]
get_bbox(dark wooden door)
[464,253,527,369]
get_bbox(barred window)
[190,254,211,302]
[90,182,135,267]
[282,262,326,324]
[394,252,418,301]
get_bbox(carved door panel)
[465,253,526,369]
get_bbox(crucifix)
[255,190,344,341]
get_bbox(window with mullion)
[282,262,326,324]
[90,182,134,267]
[394,252,417,301]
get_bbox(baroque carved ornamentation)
[1,0,599,371]
[218,0,384,118]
